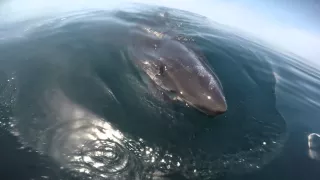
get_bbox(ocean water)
[0,4,320,180]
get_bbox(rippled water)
[0,4,319,180]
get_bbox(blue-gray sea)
[1,4,320,180]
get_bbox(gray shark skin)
[127,26,227,116]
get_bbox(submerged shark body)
[127,26,227,116]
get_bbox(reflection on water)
[41,89,154,179]
[11,86,176,180]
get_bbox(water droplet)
[263,142,266,145]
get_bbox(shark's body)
[127,26,227,116]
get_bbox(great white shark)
[127,26,227,116]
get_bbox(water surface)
[0,4,319,180]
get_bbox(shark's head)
[161,63,227,116]
[180,81,227,116]
[128,26,227,116]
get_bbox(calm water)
[0,4,320,180]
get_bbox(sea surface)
[0,4,320,180]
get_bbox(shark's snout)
[179,84,227,116]
[194,99,227,116]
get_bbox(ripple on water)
[9,87,165,179]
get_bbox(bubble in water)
[308,133,320,160]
